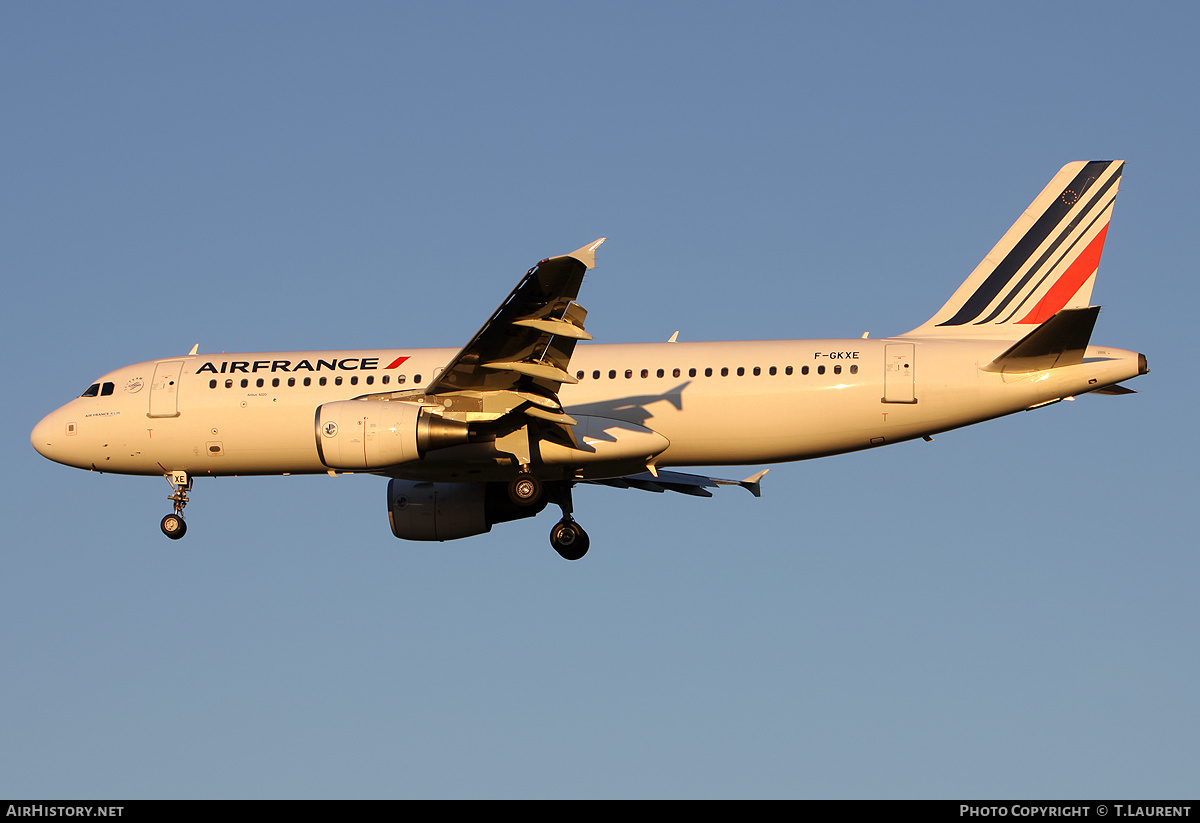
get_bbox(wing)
[426,239,606,398]
[414,239,605,451]
[586,469,769,498]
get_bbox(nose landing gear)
[160,471,191,540]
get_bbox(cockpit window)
[100,382,115,396]
[80,383,100,398]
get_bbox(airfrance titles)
[196,358,382,375]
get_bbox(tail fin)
[903,161,1123,339]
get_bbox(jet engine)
[316,400,470,470]
[387,479,546,541]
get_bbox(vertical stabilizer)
[903,161,1123,339]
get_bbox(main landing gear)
[547,481,589,561]
[550,518,590,561]
[160,471,191,540]
[507,470,544,507]
[504,470,588,561]
[508,471,592,559]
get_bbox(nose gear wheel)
[160,471,192,540]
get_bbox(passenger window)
[256,378,265,387]
[721,367,729,377]
[753,367,760,376]
[319,377,327,386]
[225,379,233,388]
[366,375,374,385]
[817,365,826,375]
[209,379,217,389]
[850,365,858,374]
[241,379,249,388]
[801,366,809,375]
[80,383,100,398]
[593,370,601,380]
[769,366,777,376]
[272,378,280,387]
[304,377,312,386]
[704,368,713,377]
[415,374,422,383]
[382,375,389,385]
[833,365,842,375]
[350,376,358,385]
[577,371,585,380]
[625,369,632,379]
[288,377,296,387]
[736,367,744,377]
[641,369,648,378]
[397,375,406,384]
[689,368,697,378]
[785,366,793,375]
[673,368,681,378]
[335,376,343,386]
[609,370,616,379]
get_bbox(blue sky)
[2,2,1197,799]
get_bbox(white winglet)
[568,237,606,269]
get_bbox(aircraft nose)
[31,412,55,459]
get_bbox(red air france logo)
[384,356,410,369]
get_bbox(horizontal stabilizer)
[982,306,1099,373]
[1089,383,1137,395]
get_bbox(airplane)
[31,160,1146,560]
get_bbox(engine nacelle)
[316,400,470,470]
[387,479,546,541]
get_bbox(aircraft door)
[883,343,916,403]
[149,360,184,418]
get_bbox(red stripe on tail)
[1018,223,1109,324]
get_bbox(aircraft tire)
[160,514,187,540]
[550,519,589,560]
[508,472,543,507]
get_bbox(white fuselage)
[30,337,1144,480]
